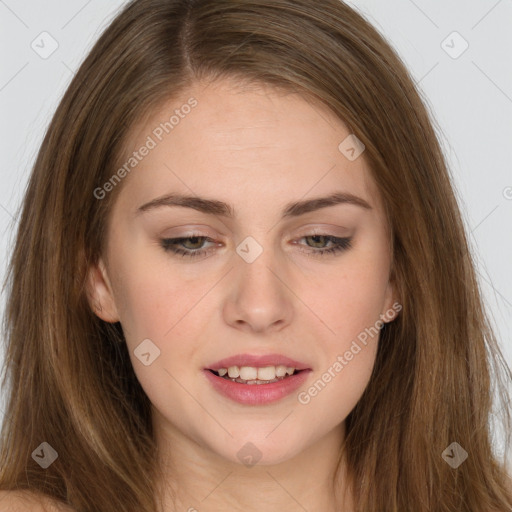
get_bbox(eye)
[294,234,353,257]
[159,233,353,260]
[159,235,216,258]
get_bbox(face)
[87,78,398,467]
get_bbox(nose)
[222,242,294,334]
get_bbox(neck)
[153,413,354,512]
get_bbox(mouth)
[203,354,312,405]
[206,366,307,385]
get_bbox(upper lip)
[206,353,311,371]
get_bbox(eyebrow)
[135,191,372,218]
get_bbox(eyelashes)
[159,234,353,260]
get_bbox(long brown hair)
[1,1,511,510]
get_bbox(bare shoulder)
[0,490,75,512]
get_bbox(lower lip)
[203,369,311,405]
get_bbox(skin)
[87,78,399,512]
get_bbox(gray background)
[1,0,511,468]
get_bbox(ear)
[85,257,120,323]
[380,273,401,324]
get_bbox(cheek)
[310,253,390,348]
[111,256,211,346]
[322,346,377,422]
[296,249,388,411]
[113,269,210,402]
[295,332,378,446]
[298,317,379,428]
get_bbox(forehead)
[111,78,383,220]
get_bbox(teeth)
[220,365,297,381]
[227,366,240,378]
[275,365,287,377]
[257,366,276,380]
[239,366,258,380]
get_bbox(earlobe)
[381,279,401,324]
[85,258,120,323]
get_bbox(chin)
[217,434,307,468]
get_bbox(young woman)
[1,1,511,511]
